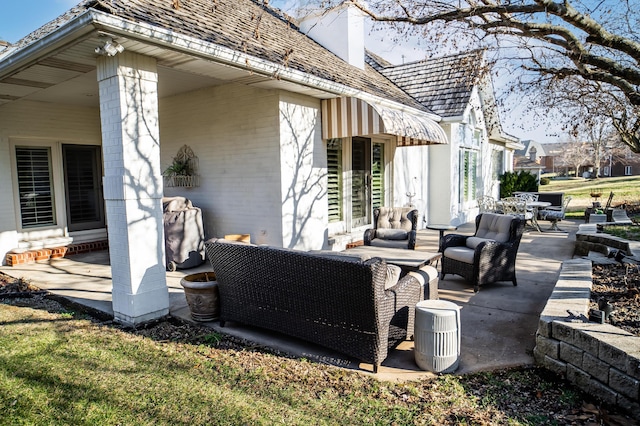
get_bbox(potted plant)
[163,145,199,187]
[180,271,219,322]
[163,157,195,187]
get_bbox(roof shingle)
[10,0,431,113]
[375,50,485,117]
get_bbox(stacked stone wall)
[534,258,640,416]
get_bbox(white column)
[97,51,169,325]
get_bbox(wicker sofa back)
[205,240,424,373]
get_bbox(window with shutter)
[16,147,56,228]
[492,150,504,180]
[460,149,478,203]
[372,143,384,210]
[327,139,343,223]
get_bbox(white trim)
[9,139,67,238]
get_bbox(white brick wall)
[278,92,326,250]
[160,84,286,246]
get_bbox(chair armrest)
[363,228,376,245]
[407,229,417,250]
[474,240,513,264]
[442,234,468,250]
[386,272,423,297]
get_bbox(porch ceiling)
[0,33,333,108]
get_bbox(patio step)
[5,240,109,266]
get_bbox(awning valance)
[321,97,448,146]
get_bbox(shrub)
[539,177,550,185]
[499,171,538,198]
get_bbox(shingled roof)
[374,50,485,117]
[9,0,431,114]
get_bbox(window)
[326,139,343,223]
[603,166,610,176]
[461,149,478,203]
[15,147,55,228]
[371,143,384,210]
[625,166,632,176]
[491,150,504,180]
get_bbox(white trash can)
[414,300,461,373]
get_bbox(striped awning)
[321,97,448,146]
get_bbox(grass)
[601,225,640,241]
[0,300,620,425]
[539,175,640,211]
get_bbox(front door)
[62,145,105,232]
[351,137,371,228]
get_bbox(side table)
[414,300,461,373]
[426,224,458,252]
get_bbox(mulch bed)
[591,263,640,336]
[0,273,46,298]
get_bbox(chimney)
[297,2,365,70]
[529,147,537,162]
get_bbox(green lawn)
[0,299,615,425]
[539,175,640,215]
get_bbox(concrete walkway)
[0,218,580,381]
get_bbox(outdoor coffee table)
[345,245,441,273]
[527,201,551,232]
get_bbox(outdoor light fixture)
[95,38,125,56]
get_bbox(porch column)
[97,51,169,325]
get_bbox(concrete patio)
[0,218,580,382]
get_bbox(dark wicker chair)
[440,213,525,292]
[205,240,425,373]
[364,207,418,249]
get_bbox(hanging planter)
[180,271,219,322]
[163,145,200,188]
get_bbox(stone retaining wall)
[534,258,640,416]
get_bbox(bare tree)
[560,140,591,177]
[327,0,640,153]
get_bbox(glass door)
[351,137,371,228]
[63,145,105,232]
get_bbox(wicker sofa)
[205,239,436,373]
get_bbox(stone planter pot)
[180,271,219,322]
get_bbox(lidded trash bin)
[162,196,205,271]
[414,300,461,373]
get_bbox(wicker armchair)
[440,213,525,292]
[364,207,418,250]
[205,239,425,373]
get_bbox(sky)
[0,0,562,143]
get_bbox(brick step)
[6,240,109,266]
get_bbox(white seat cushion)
[443,246,475,264]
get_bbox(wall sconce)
[95,38,125,56]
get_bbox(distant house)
[516,140,640,177]
[602,150,640,177]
